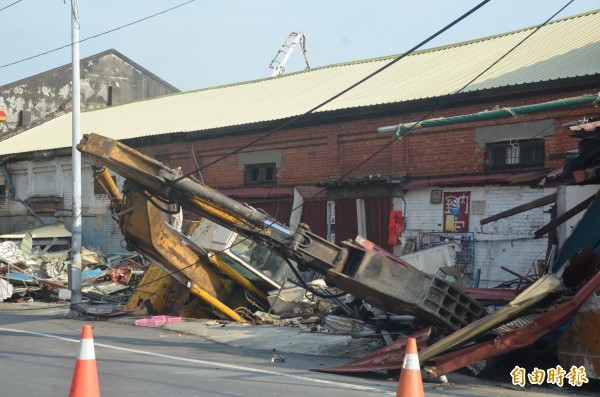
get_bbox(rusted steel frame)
[77,133,271,231]
[534,194,595,239]
[78,133,349,277]
[465,288,518,305]
[480,193,555,226]
[120,188,247,322]
[426,269,600,378]
[312,327,432,373]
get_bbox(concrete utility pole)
[69,0,83,317]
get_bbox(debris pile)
[71,131,600,384]
[0,225,146,307]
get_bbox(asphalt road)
[0,306,598,396]
[0,308,399,396]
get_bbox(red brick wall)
[138,88,600,189]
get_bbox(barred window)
[486,139,544,171]
[244,163,276,186]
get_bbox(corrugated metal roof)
[1,10,600,157]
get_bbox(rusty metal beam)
[312,327,432,373]
[500,266,536,283]
[534,194,595,239]
[464,288,518,305]
[480,193,555,226]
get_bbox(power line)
[0,0,22,13]
[138,0,580,291]
[0,0,196,70]
[171,0,493,183]
[134,0,494,290]
[287,0,578,213]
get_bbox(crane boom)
[269,32,310,76]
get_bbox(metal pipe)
[207,254,268,301]
[93,166,123,211]
[189,282,246,322]
[378,93,600,135]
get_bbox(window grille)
[244,163,276,186]
[486,139,544,171]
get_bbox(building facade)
[1,11,600,288]
[0,49,179,137]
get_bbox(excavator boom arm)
[78,133,485,330]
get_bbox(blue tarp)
[552,192,600,272]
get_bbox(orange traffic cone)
[69,324,100,397]
[396,337,424,397]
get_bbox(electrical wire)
[90,1,581,296]
[287,0,579,219]
[0,0,22,13]
[130,1,496,291]
[170,0,492,184]
[295,2,579,265]
[0,0,197,70]
[171,0,577,191]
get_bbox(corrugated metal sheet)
[0,223,72,239]
[1,10,600,156]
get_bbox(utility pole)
[69,0,83,318]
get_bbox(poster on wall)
[443,191,470,232]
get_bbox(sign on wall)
[443,191,470,232]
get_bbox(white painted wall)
[394,185,555,288]
[4,155,597,283]
[556,184,600,247]
[0,157,126,254]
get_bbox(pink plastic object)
[134,318,165,327]
[151,315,182,324]
[134,316,182,327]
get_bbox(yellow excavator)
[79,133,485,328]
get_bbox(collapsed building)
[1,9,600,382]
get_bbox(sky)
[1,0,597,92]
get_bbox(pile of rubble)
[0,230,146,306]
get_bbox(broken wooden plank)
[480,193,556,226]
